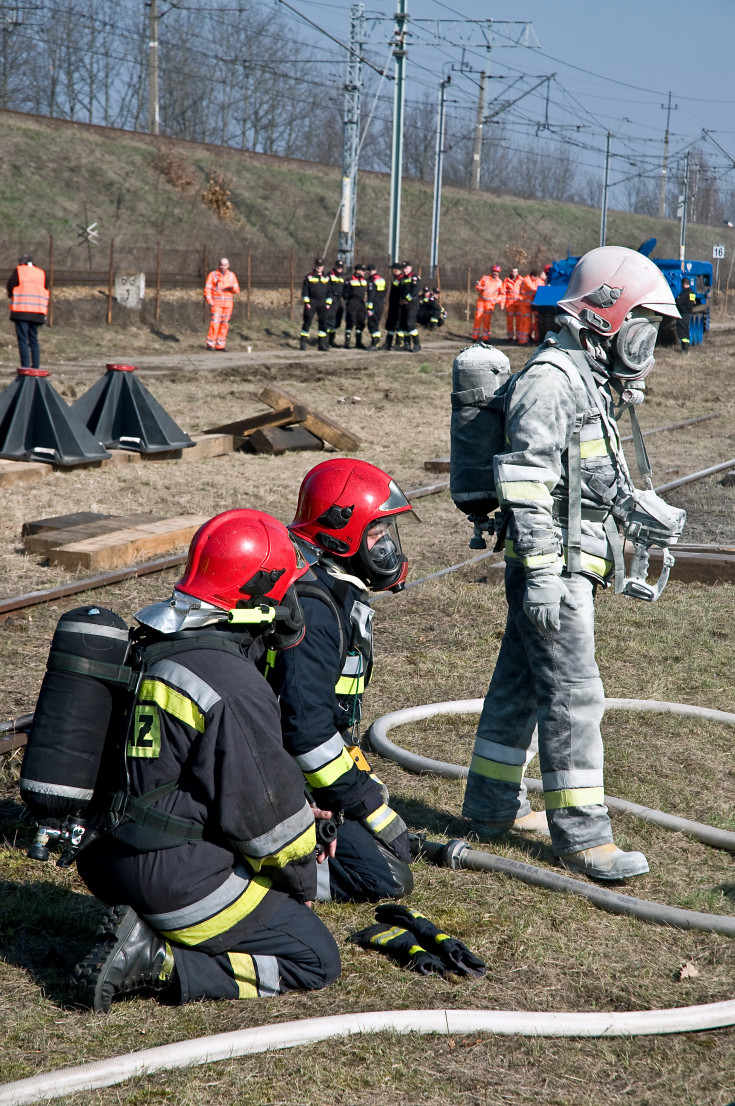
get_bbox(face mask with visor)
[349,516,407,592]
[610,308,661,382]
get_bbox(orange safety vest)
[10,265,49,316]
[503,275,522,305]
[475,275,504,306]
[204,269,240,305]
[516,274,537,304]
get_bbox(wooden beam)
[248,424,324,456]
[22,512,110,538]
[205,405,306,437]
[51,515,208,571]
[645,549,735,586]
[24,514,161,556]
[258,385,361,452]
[423,458,450,472]
[0,459,53,488]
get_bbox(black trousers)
[398,299,419,337]
[344,300,366,333]
[366,303,384,336]
[316,818,413,902]
[301,302,329,338]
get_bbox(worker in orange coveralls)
[204,257,240,351]
[530,269,547,342]
[472,265,504,342]
[502,267,522,343]
[515,270,539,346]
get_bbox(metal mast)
[388,0,407,264]
[679,151,690,263]
[659,91,673,218]
[338,3,364,270]
[148,0,160,135]
[430,75,450,280]
[600,132,611,247]
[471,70,486,190]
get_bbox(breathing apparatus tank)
[20,606,132,863]
[449,344,512,548]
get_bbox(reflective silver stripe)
[19,778,93,801]
[293,732,345,772]
[57,621,129,641]
[315,858,332,901]
[473,738,536,768]
[495,462,558,486]
[146,660,221,713]
[234,800,314,859]
[253,955,280,997]
[341,655,363,676]
[141,864,251,930]
[542,768,604,791]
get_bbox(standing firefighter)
[472,265,504,343]
[265,459,415,903]
[398,261,421,352]
[325,260,345,347]
[71,510,340,1012]
[300,258,332,351]
[383,263,404,351]
[204,257,240,351]
[365,264,386,349]
[675,277,696,352]
[460,246,685,881]
[7,254,49,369]
[342,263,368,349]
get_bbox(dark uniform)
[342,268,368,349]
[77,632,340,1004]
[366,267,386,348]
[417,288,446,329]
[266,564,413,903]
[398,266,421,351]
[326,262,345,346]
[383,267,404,351]
[675,281,696,352]
[300,263,332,351]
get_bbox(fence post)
[466,265,471,321]
[247,245,251,322]
[289,249,294,322]
[202,245,208,321]
[434,264,441,293]
[47,234,54,328]
[155,241,161,324]
[106,239,114,325]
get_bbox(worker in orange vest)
[515,270,538,346]
[204,257,240,351]
[502,267,522,343]
[7,254,49,369]
[472,265,504,342]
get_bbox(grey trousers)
[462,565,613,856]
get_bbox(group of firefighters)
[472,264,548,346]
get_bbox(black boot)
[318,334,329,352]
[71,905,174,1013]
[328,332,337,347]
[299,336,308,351]
[412,335,422,352]
[355,331,365,349]
[370,334,380,349]
[344,331,352,349]
[384,334,393,351]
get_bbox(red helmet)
[491,265,501,274]
[289,458,413,591]
[557,246,678,336]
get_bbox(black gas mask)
[347,517,408,592]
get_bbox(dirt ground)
[0,322,734,1105]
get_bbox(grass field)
[0,316,734,1105]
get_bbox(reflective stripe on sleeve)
[146,660,221,714]
[233,800,315,859]
[137,678,206,733]
[303,745,356,789]
[293,733,345,773]
[497,481,554,504]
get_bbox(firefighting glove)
[361,803,411,863]
[374,905,486,978]
[522,571,578,634]
[348,923,447,976]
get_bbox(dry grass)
[1,322,734,1104]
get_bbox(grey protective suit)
[462,324,638,856]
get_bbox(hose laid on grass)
[3,1002,735,1106]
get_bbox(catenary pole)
[659,91,673,218]
[338,4,364,270]
[600,132,610,247]
[388,0,407,264]
[148,0,160,135]
[430,75,450,281]
[679,150,690,264]
[471,70,486,191]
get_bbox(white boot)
[560,843,649,881]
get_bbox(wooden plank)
[258,385,361,452]
[51,515,208,572]
[424,458,450,472]
[248,424,325,456]
[25,513,161,555]
[205,406,307,437]
[632,549,735,586]
[0,459,53,488]
[177,433,234,461]
[22,512,110,538]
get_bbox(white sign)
[713,244,725,259]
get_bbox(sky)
[273,0,735,211]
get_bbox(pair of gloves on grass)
[348,905,486,979]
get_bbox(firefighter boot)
[384,333,393,351]
[318,335,330,352]
[412,335,422,352]
[355,330,365,349]
[299,336,308,351]
[328,332,337,347]
[370,334,381,350]
[560,843,649,881]
[72,905,175,1013]
[344,331,352,349]
[471,810,550,840]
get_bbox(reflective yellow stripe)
[365,803,397,834]
[248,825,317,873]
[160,874,271,946]
[544,787,605,810]
[228,953,259,999]
[579,438,610,458]
[497,480,554,502]
[138,678,205,733]
[470,755,525,784]
[562,549,612,578]
[304,746,356,789]
[335,674,366,695]
[372,925,405,946]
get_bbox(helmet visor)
[359,516,406,589]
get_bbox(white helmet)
[557,246,680,380]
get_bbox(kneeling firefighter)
[24,510,341,1012]
[264,458,416,903]
[453,246,686,880]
